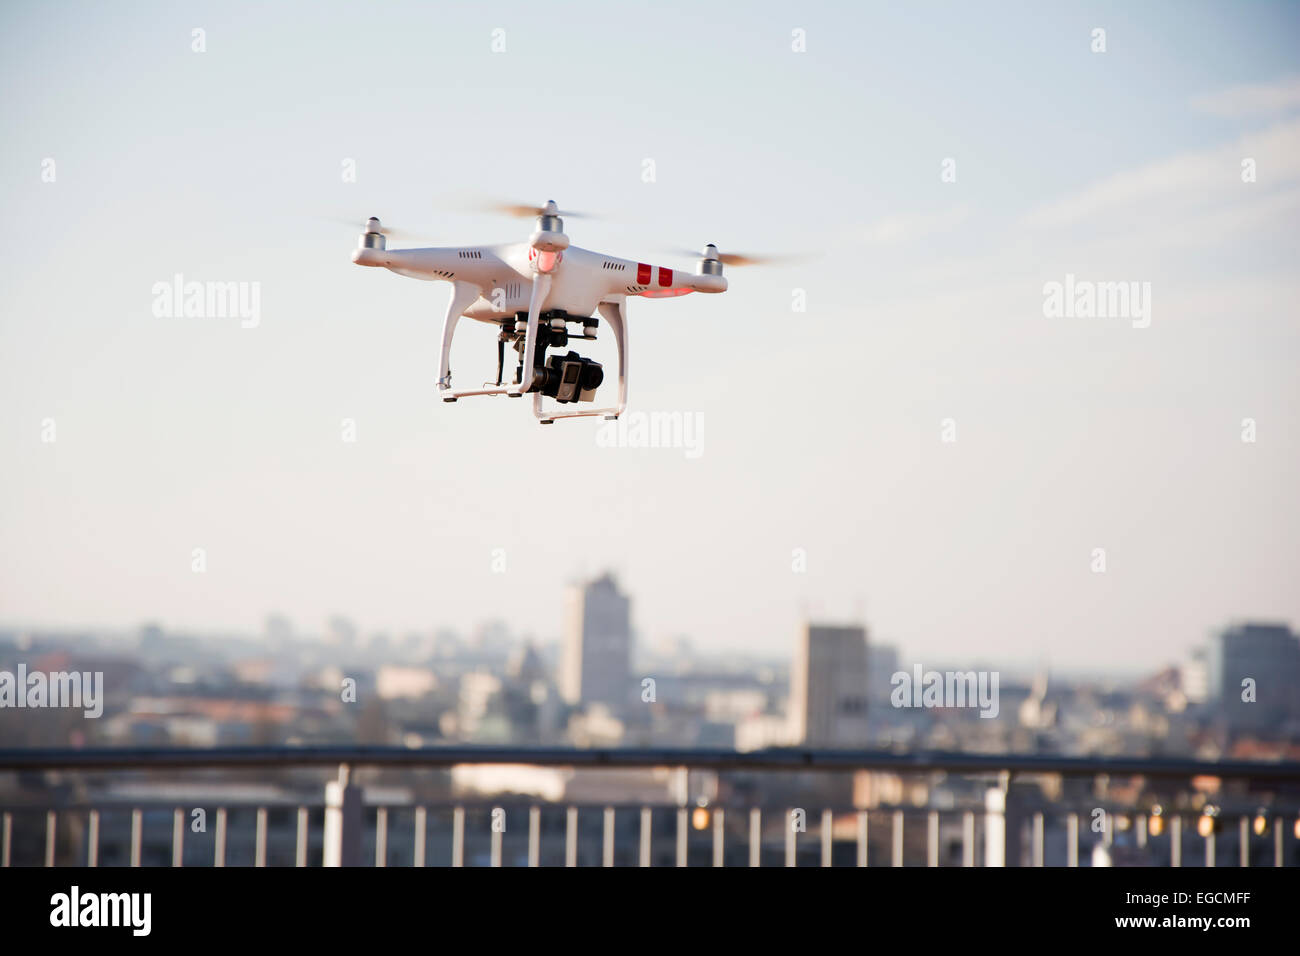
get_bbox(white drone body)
[351,200,727,424]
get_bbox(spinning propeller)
[476,199,597,220]
[327,215,427,241]
[666,245,802,268]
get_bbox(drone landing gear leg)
[598,298,629,420]
[532,297,629,424]
[437,281,484,402]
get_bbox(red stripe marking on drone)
[637,263,651,285]
[658,267,673,287]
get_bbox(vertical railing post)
[489,808,503,868]
[323,763,362,867]
[928,811,940,867]
[821,810,833,868]
[45,810,56,867]
[375,807,388,867]
[749,808,761,868]
[1031,812,1044,867]
[1066,813,1079,868]
[712,809,725,868]
[527,806,540,868]
[962,810,975,868]
[214,808,227,867]
[452,807,466,868]
[639,807,652,868]
[564,807,577,867]
[892,810,904,867]
[675,766,689,868]
[1239,817,1249,868]
[602,807,615,867]
[857,810,869,867]
[256,807,269,867]
[1171,816,1182,868]
[413,807,426,868]
[785,810,797,867]
[89,810,101,867]
[172,808,184,867]
[296,806,309,868]
[676,807,688,867]
[129,809,142,867]
[985,788,1006,868]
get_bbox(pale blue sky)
[2,1,1297,670]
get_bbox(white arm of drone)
[604,260,726,298]
[667,273,726,294]
[437,281,484,391]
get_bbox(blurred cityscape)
[4,570,1298,759]
[2,572,1298,867]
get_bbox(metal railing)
[1,746,1297,867]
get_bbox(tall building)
[866,643,900,708]
[1206,622,1300,734]
[790,622,870,747]
[560,573,632,714]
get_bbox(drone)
[351,200,761,424]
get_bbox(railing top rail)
[0,746,1298,780]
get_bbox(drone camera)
[540,350,603,403]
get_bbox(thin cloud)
[859,204,970,244]
[1192,75,1300,117]
[1023,118,1300,229]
